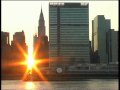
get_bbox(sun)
[27,55,34,70]
[27,48,35,70]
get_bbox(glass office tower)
[49,3,90,68]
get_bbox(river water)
[1,79,118,90]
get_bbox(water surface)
[2,79,118,90]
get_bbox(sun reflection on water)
[25,82,35,90]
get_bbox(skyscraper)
[49,3,90,68]
[38,8,45,38]
[107,29,118,64]
[33,7,49,63]
[92,15,111,64]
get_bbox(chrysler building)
[38,8,45,38]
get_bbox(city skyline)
[2,1,118,50]
[1,2,118,87]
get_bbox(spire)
[38,5,45,37]
[39,6,44,23]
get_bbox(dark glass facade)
[49,3,90,67]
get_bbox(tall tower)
[49,3,90,68]
[38,8,45,38]
[92,15,110,64]
[33,7,49,62]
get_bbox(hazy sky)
[2,1,118,50]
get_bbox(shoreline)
[2,73,118,81]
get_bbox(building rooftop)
[49,2,89,7]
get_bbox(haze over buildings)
[2,1,118,49]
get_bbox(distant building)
[11,30,28,60]
[89,41,93,63]
[1,31,11,60]
[33,7,49,67]
[2,31,28,76]
[1,31,10,45]
[92,15,111,64]
[49,3,90,68]
[107,29,118,64]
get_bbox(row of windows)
[60,40,88,43]
[49,38,89,41]
[49,7,88,11]
[49,14,88,19]
[49,40,89,43]
[60,29,89,32]
[49,38,89,40]
[60,35,89,38]
[50,46,89,49]
[49,51,89,54]
[60,8,88,10]
[50,24,89,26]
[60,21,88,24]
[49,43,89,46]
[60,13,88,16]
[49,22,89,27]
[60,17,88,19]
[49,17,88,20]
[49,27,88,30]
[49,14,57,17]
[49,22,89,25]
[60,25,88,28]
[55,54,89,57]
[60,13,88,17]
[60,26,88,28]
[49,32,57,35]
[49,32,89,34]
[60,10,88,12]
[60,38,89,41]
[49,50,90,54]
[60,31,89,34]
[49,31,89,34]
[60,21,88,23]
[60,33,89,35]
[50,35,89,38]
[60,36,89,38]
[59,50,90,53]
[60,52,89,55]
[49,34,57,36]
[60,32,89,34]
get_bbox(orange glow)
[15,43,49,83]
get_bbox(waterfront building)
[107,29,118,64]
[92,15,111,64]
[49,3,90,68]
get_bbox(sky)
[2,1,118,51]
